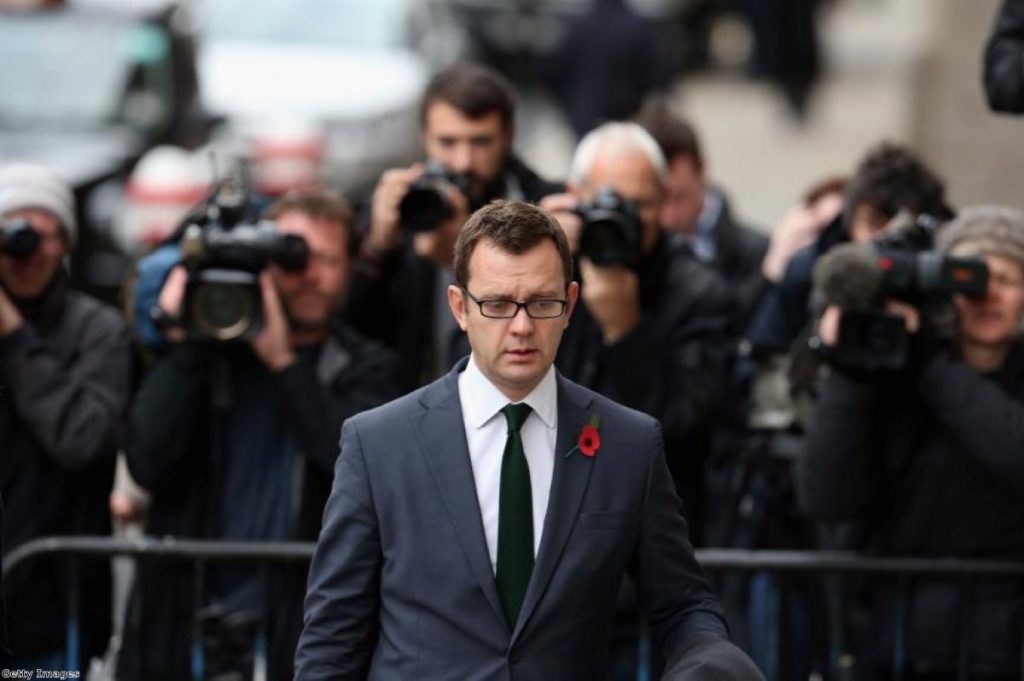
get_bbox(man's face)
[661,155,706,236]
[575,147,665,255]
[421,100,512,204]
[954,253,1024,350]
[0,208,68,300]
[270,211,350,332]
[449,238,578,401]
[849,203,890,243]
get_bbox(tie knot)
[501,403,532,433]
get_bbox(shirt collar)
[461,353,557,430]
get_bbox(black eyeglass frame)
[461,288,569,319]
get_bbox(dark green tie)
[496,402,534,628]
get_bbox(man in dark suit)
[296,200,761,680]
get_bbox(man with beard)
[345,61,562,391]
[120,190,400,680]
[0,163,132,669]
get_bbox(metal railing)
[5,537,1024,680]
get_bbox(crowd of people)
[3,53,1024,681]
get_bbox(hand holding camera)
[579,257,640,344]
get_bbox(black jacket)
[0,495,9,669]
[0,273,131,663]
[706,190,769,328]
[120,323,400,681]
[345,155,562,392]
[797,345,1024,674]
[557,236,736,539]
[985,0,1024,114]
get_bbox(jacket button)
[508,650,522,664]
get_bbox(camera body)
[820,215,989,370]
[575,187,642,269]
[177,182,308,342]
[399,161,471,233]
[0,218,41,260]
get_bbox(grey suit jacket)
[295,358,748,680]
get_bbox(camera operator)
[0,163,132,667]
[345,61,562,391]
[120,190,400,680]
[544,121,735,539]
[747,142,952,355]
[798,205,1024,679]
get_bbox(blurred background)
[1,0,1020,303]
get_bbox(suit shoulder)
[345,385,427,435]
[561,377,660,435]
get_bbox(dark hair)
[633,102,703,173]
[264,189,353,251]
[844,143,952,230]
[454,200,572,290]
[265,188,351,225]
[419,62,516,130]
[803,175,848,206]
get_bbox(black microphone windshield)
[812,242,884,311]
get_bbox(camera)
[399,161,471,233]
[575,187,642,268]
[175,180,309,342]
[813,214,989,370]
[0,218,41,260]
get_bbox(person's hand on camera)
[250,270,295,372]
[817,300,920,347]
[367,164,424,255]
[0,286,23,337]
[155,265,188,343]
[412,182,469,266]
[579,257,641,344]
[540,193,583,254]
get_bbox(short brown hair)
[454,200,572,290]
[264,189,353,248]
[634,102,703,173]
[419,62,516,130]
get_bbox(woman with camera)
[797,205,1024,680]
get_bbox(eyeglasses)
[462,288,568,319]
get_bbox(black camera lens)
[576,188,642,268]
[191,280,257,341]
[400,184,452,233]
[0,218,42,260]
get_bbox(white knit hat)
[939,205,1024,266]
[0,162,78,245]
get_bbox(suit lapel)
[511,376,596,643]
[412,365,508,630]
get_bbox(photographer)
[797,206,1024,679]
[345,61,562,391]
[545,121,735,540]
[0,163,131,668]
[121,191,399,680]
[747,142,951,355]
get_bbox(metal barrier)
[5,537,1024,680]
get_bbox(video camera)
[175,177,309,342]
[812,214,988,370]
[0,218,41,260]
[399,161,471,233]
[576,187,642,269]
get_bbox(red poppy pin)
[566,415,602,459]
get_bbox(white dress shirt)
[458,354,557,573]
